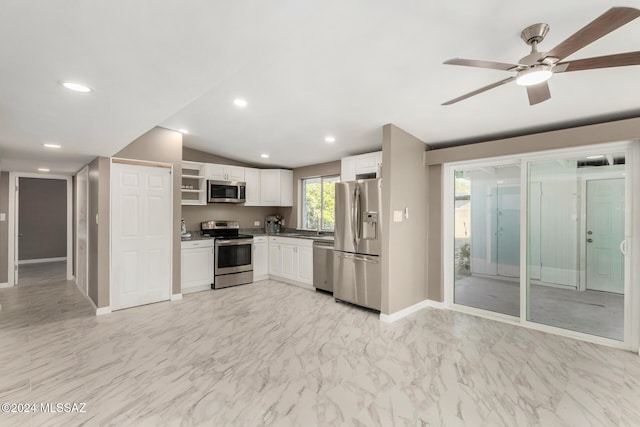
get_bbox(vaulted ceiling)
[1,1,639,173]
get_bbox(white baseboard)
[96,306,111,316]
[18,257,67,265]
[253,274,269,282]
[268,275,314,291]
[0,282,11,288]
[380,298,444,323]
[171,293,183,301]
[181,285,210,295]
[424,299,446,309]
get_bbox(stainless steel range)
[201,221,253,289]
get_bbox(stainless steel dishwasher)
[313,241,334,293]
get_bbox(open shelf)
[181,161,207,205]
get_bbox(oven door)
[208,180,246,203]
[215,239,253,275]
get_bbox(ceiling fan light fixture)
[515,65,552,86]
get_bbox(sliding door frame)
[443,140,638,352]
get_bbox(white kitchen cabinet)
[268,237,313,287]
[244,167,261,206]
[253,236,268,281]
[297,246,313,284]
[269,241,281,276]
[181,240,214,293]
[260,169,293,206]
[280,244,297,280]
[340,151,382,181]
[205,163,245,182]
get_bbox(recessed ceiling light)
[586,155,604,159]
[325,136,336,143]
[38,168,50,172]
[233,98,248,108]
[61,81,92,93]
[178,129,189,134]
[43,143,61,149]
[261,154,269,158]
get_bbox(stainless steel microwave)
[207,180,246,203]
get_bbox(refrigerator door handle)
[352,186,358,248]
[354,185,362,245]
[337,253,378,264]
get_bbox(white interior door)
[586,178,625,293]
[111,162,172,310]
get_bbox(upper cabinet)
[183,161,292,207]
[181,161,207,205]
[205,163,245,182]
[340,151,382,181]
[244,167,261,206]
[260,169,293,207]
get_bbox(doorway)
[8,173,73,286]
[585,178,624,294]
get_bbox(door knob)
[587,231,593,235]
[18,233,24,237]
[587,238,593,243]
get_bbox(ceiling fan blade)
[555,51,640,72]
[543,7,640,62]
[526,82,551,105]
[444,58,520,71]
[442,77,516,105]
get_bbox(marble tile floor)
[0,264,639,426]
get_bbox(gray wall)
[18,178,67,261]
[88,157,110,308]
[0,172,8,283]
[280,160,341,229]
[380,124,429,315]
[115,127,183,296]
[425,116,640,302]
[183,146,249,167]
[182,205,281,231]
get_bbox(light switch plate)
[254,221,260,226]
[0,213,5,221]
[393,210,403,222]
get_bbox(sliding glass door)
[526,152,626,341]
[448,144,631,346]
[453,164,521,317]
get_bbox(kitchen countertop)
[181,232,215,242]
[182,229,334,243]
[253,232,334,243]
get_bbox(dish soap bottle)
[181,218,187,235]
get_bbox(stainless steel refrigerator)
[333,178,382,310]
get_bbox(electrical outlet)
[254,221,260,226]
[0,213,5,221]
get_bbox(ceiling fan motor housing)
[521,23,550,46]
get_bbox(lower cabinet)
[181,240,214,293]
[253,236,268,281]
[268,237,313,287]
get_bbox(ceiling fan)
[442,7,640,106]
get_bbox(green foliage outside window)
[302,176,338,231]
